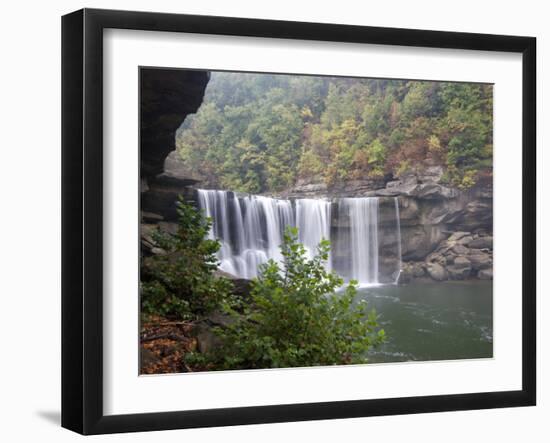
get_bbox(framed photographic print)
[61,8,536,435]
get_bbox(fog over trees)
[177,72,493,194]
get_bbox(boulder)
[447,256,472,280]
[397,264,413,284]
[457,235,474,246]
[452,244,469,255]
[426,262,448,281]
[469,236,493,249]
[141,224,160,255]
[468,251,492,270]
[412,262,426,278]
[418,166,445,183]
[411,183,458,200]
[376,174,418,197]
[194,322,222,354]
[206,311,235,328]
[446,231,471,243]
[158,221,178,235]
[478,268,493,280]
[401,226,446,261]
[214,270,252,298]
[426,251,446,266]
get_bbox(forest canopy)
[176,72,493,194]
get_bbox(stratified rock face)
[140,69,209,224]
[140,68,209,178]
[142,153,206,222]
[286,165,493,282]
[138,73,493,284]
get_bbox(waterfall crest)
[197,189,401,285]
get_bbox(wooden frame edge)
[61,8,537,435]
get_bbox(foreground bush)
[141,197,233,320]
[203,227,385,369]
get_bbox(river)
[358,281,493,363]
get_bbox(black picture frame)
[61,8,536,435]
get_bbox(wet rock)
[452,244,469,255]
[447,256,472,280]
[478,268,493,280]
[427,251,446,266]
[426,262,448,281]
[446,231,471,243]
[214,270,252,298]
[457,235,474,246]
[412,262,426,278]
[398,264,413,284]
[469,236,493,249]
[468,251,492,270]
[401,226,446,261]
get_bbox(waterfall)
[197,190,295,279]
[394,197,402,284]
[339,197,379,285]
[196,190,401,286]
[295,199,332,268]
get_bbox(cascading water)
[339,197,379,285]
[394,197,403,284]
[295,198,332,268]
[197,190,295,279]
[197,189,401,286]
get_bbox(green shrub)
[141,197,234,320]
[202,227,385,370]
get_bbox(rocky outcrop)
[426,262,448,281]
[141,172,199,223]
[138,68,492,284]
[399,230,493,282]
[213,270,253,299]
[140,69,209,227]
[288,166,493,282]
[140,69,209,178]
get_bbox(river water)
[358,281,493,363]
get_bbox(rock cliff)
[138,68,492,283]
[286,166,493,282]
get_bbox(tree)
[203,227,385,369]
[141,197,234,320]
[177,72,493,192]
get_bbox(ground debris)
[139,315,197,374]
